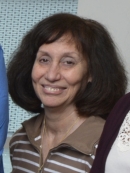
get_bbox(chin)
[42,101,62,108]
[41,97,67,108]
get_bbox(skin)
[31,35,91,163]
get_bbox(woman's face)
[32,35,90,109]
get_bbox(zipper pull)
[38,166,43,173]
[38,163,43,173]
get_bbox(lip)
[42,84,66,95]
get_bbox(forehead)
[38,41,83,61]
[37,41,81,58]
[45,34,82,53]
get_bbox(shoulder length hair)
[7,13,127,118]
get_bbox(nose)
[44,63,61,82]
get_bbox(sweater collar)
[23,113,105,154]
[62,116,105,155]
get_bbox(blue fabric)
[0,45,9,173]
[0,155,4,173]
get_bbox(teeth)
[45,86,60,91]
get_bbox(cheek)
[31,65,40,82]
[65,70,87,86]
[31,68,40,97]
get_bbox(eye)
[65,61,75,65]
[62,57,75,66]
[39,56,50,64]
[40,58,48,62]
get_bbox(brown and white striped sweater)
[9,113,105,173]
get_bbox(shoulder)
[80,116,105,148]
[10,113,43,148]
[88,116,105,131]
[9,115,37,146]
[90,116,105,140]
[9,127,27,147]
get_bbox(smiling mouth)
[43,85,66,94]
[44,86,60,91]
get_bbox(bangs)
[31,14,86,53]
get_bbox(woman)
[7,13,127,173]
[90,92,130,173]
[0,45,9,173]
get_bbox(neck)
[44,114,80,143]
[41,105,87,153]
[42,104,87,145]
[44,107,79,135]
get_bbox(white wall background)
[77,0,130,92]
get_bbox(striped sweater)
[10,113,105,173]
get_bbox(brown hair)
[7,13,127,118]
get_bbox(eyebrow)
[37,51,49,56]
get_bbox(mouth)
[44,86,60,91]
[42,85,66,94]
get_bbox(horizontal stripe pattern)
[13,166,35,173]
[43,147,95,173]
[14,149,40,157]
[44,168,61,173]
[46,159,87,173]
[10,130,96,173]
[9,115,104,173]
[51,152,92,167]
[12,157,39,167]
[10,131,41,172]
[10,140,30,148]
